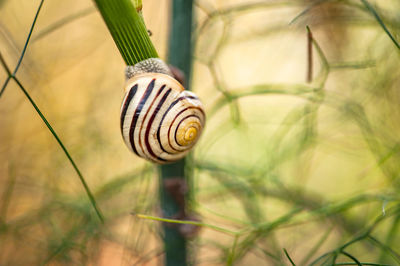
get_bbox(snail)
[120,58,205,164]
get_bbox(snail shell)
[120,59,205,164]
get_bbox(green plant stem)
[93,0,196,264]
[93,0,158,65]
[159,162,188,266]
[159,1,194,266]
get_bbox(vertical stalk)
[93,0,196,264]
[159,162,188,266]
[160,0,194,265]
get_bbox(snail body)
[120,59,205,164]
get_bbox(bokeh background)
[1,0,400,265]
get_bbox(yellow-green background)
[1,0,400,265]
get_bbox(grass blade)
[0,0,44,97]
[0,52,104,222]
[284,248,296,266]
[360,0,400,50]
[340,251,362,266]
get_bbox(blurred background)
[1,0,400,265]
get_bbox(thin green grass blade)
[289,0,326,25]
[0,52,104,222]
[283,248,296,266]
[13,76,104,222]
[340,251,362,266]
[0,0,44,97]
[360,0,400,50]
[0,53,11,76]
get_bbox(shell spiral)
[120,70,205,164]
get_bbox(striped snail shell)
[120,58,205,164]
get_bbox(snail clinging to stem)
[120,58,206,164]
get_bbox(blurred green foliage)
[0,0,400,265]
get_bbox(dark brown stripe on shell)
[138,85,166,155]
[157,96,203,153]
[144,88,172,162]
[120,84,138,134]
[167,107,204,151]
[129,79,155,156]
